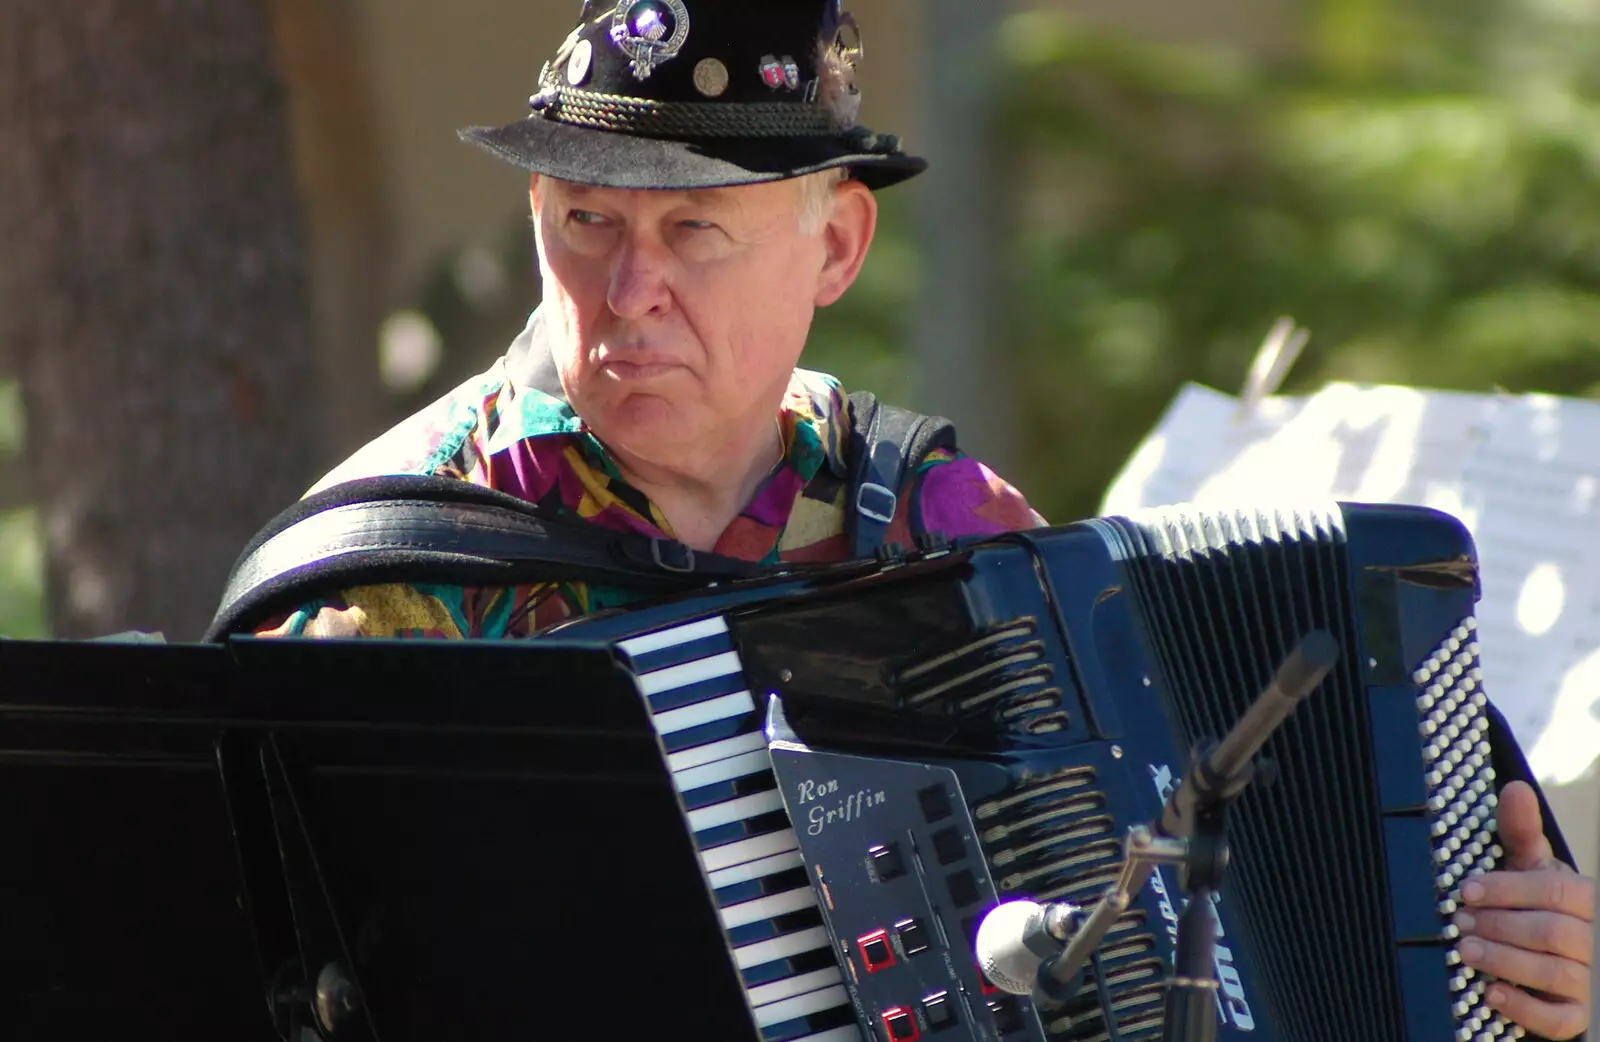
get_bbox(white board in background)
[1102,382,1600,785]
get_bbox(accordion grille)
[975,768,1166,1040]
[1107,504,1404,1042]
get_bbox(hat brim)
[458,117,926,191]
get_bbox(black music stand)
[0,637,757,1042]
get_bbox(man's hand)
[1454,780,1594,1039]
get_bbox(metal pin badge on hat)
[609,0,691,81]
[693,58,729,97]
[566,39,594,85]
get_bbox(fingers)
[1456,908,1590,962]
[1497,781,1557,871]
[1481,980,1589,1041]
[304,605,366,638]
[1459,934,1587,1002]
[1465,863,1589,914]
[1457,784,1592,1038]
[1464,870,1595,921]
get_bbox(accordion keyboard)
[620,616,863,1042]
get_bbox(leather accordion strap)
[207,475,763,642]
[845,391,957,559]
[210,393,962,640]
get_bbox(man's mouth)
[600,359,683,381]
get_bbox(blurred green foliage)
[0,382,44,638]
[814,0,1600,523]
[0,508,45,639]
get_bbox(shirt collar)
[492,307,851,480]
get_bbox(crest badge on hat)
[609,0,692,81]
[759,55,784,90]
[758,55,802,91]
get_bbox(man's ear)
[528,173,542,217]
[815,180,877,308]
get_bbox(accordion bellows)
[1107,505,1513,1041]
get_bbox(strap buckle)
[651,538,697,574]
[856,482,898,526]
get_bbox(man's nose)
[607,237,673,319]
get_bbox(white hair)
[796,167,850,235]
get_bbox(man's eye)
[570,210,608,226]
[679,219,717,231]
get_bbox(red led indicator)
[858,929,896,973]
[881,1006,921,1041]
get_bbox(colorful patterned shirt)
[260,311,1044,639]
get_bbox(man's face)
[531,176,864,472]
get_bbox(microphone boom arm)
[1032,631,1340,1022]
[1031,826,1188,1006]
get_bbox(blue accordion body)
[562,502,1551,1042]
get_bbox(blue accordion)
[560,501,1556,1042]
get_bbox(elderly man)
[236,0,1593,1036]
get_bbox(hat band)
[532,84,841,138]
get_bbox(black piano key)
[646,671,749,714]
[761,1003,858,1042]
[695,810,793,852]
[726,907,825,949]
[627,631,738,677]
[713,867,813,910]
[740,945,841,989]
[661,714,764,756]
[681,769,779,813]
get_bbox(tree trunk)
[0,0,323,640]
[269,0,394,459]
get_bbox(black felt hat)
[458,0,926,191]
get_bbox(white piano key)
[789,1026,864,1042]
[733,925,833,971]
[619,616,730,657]
[748,966,845,1009]
[639,651,745,697]
[652,690,756,736]
[720,885,818,930]
[752,984,851,1029]
[667,730,768,773]
[708,849,807,890]
[704,829,802,874]
[688,789,786,833]
[675,750,774,793]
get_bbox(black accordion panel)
[564,501,1543,1042]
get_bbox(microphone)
[974,899,1080,996]
[1033,630,1341,1005]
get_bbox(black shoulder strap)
[210,395,960,640]
[206,475,763,642]
[845,391,958,559]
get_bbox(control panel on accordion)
[621,613,1048,1042]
